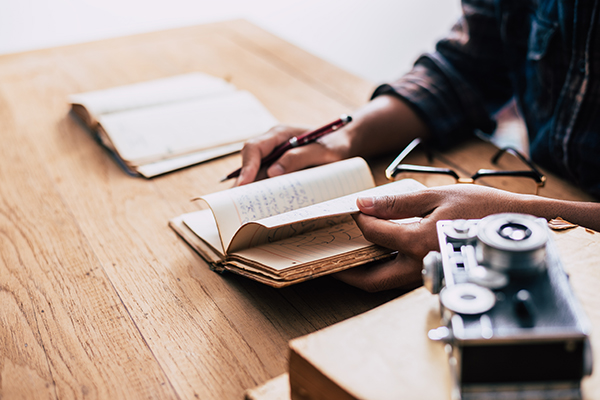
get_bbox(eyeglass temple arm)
[385,138,434,180]
[389,164,461,180]
[492,147,545,180]
[471,169,546,185]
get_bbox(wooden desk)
[0,19,595,400]
[275,225,600,400]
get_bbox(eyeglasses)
[385,138,546,194]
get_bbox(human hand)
[334,185,524,292]
[235,124,352,186]
[235,95,432,186]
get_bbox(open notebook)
[69,73,278,177]
[169,158,425,287]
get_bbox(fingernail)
[357,196,375,209]
[235,170,245,186]
[268,163,285,177]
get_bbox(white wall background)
[0,0,462,84]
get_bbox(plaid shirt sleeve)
[373,0,514,149]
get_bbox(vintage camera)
[423,213,592,400]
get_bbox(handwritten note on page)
[200,157,375,252]
[227,179,425,253]
[232,220,372,272]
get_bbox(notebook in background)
[68,73,278,177]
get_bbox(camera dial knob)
[422,251,444,294]
[444,219,478,245]
[440,283,496,315]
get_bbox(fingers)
[265,141,342,178]
[264,125,350,178]
[351,189,442,260]
[236,123,352,185]
[333,253,423,292]
[236,125,307,186]
[353,213,439,258]
[353,185,524,260]
[357,189,440,220]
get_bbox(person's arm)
[235,94,431,185]
[518,195,600,231]
[334,185,600,292]
[235,1,513,186]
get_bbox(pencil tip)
[219,176,228,182]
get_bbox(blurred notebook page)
[68,73,278,177]
[98,90,278,166]
[69,73,237,124]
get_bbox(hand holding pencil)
[224,115,352,184]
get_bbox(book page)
[200,157,375,252]
[227,179,425,253]
[68,73,236,123]
[231,217,421,274]
[178,210,224,255]
[231,220,373,272]
[98,90,278,165]
[169,213,225,265]
[136,142,244,178]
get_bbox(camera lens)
[498,222,532,241]
[477,213,547,275]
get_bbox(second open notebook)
[69,73,278,177]
[169,158,425,287]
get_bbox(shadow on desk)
[208,267,407,334]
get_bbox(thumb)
[356,190,437,219]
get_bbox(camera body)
[423,213,592,400]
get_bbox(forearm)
[343,94,431,159]
[516,195,600,232]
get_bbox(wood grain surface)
[247,227,600,400]
[0,20,399,400]
[0,19,595,400]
